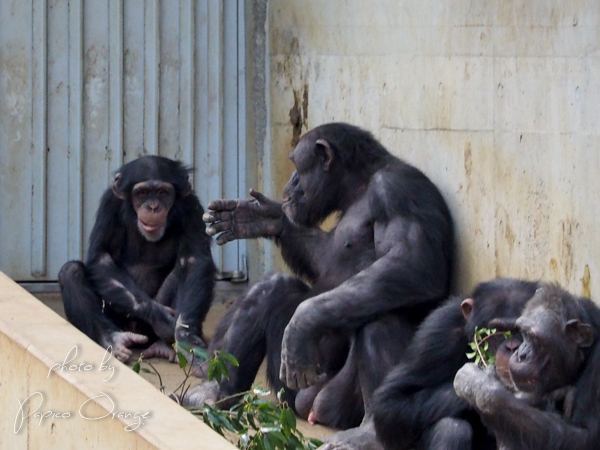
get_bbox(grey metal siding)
[0,0,247,281]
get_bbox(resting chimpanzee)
[182,122,454,429]
[319,278,540,450]
[454,283,600,450]
[59,156,215,363]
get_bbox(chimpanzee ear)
[566,319,594,348]
[460,298,474,319]
[315,138,335,172]
[182,174,192,197]
[111,173,127,200]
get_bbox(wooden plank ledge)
[0,271,235,449]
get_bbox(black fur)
[59,156,215,358]
[372,278,540,450]
[455,283,600,450]
[203,123,454,429]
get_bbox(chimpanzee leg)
[59,261,148,361]
[59,261,121,343]
[356,314,416,410]
[416,418,473,450]
[211,273,310,399]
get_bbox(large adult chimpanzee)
[59,156,215,363]
[182,122,454,430]
[319,278,540,450]
[455,283,600,450]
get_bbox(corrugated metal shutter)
[0,0,247,281]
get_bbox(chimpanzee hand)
[454,363,509,415]
[279,308,327,390]
[203,189,284,245]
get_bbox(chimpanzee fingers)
[206,220,232,237]
[249,188,271,204]
[141,341,177,361]
[307,370,328,387]
[454,363,484,403]
[207,198,239,212]
[215,230,237,246]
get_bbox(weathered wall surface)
[265,0,600,297]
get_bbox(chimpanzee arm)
[85,193,175,341]
[204,189,329,281]
[276,221,330,282]
[86,252,176,341]
[172,240,216,348]
[454,363,595,450]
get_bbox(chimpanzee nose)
[146,201,160,212]
[517,347,529,362]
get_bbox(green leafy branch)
[133,344,322,450]
[193,387,322,450]
[467,326,512,368]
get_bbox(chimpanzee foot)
[107,331,149,362]
[173,380,220,407]
[141,340,176,362]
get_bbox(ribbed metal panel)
[0,0,247,281]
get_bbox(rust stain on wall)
[463,141,473,194]
[289,84,309,148]
[581,264,592,299]
[549,258,560,281]
[559,219,574,281]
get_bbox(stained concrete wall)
[0,271,235,450]
[262,0,600,297]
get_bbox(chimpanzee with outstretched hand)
[182,122,454,430]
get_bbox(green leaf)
[177,341,192,353]
[253,386,271,396]
[218,359,230,381]
[219,351,240,366]
[282,407,296,431]
[466,351,477,359]
[260,425,282,433]
[132,361,140,373]
[207,359,218,381]
[192,347,209,361]
[262,434,274,450]
[176,351,188,369]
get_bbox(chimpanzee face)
[508,289,593,397]
[113,176,176,242]
[130,180,176,242]
[282,133,338,227]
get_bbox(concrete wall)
[0,271,235,450]
[263,0,600,296]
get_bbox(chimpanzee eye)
[136,188,149,196]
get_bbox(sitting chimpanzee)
[319,278,540,450]
[454,283,600,450]
[59,156,215,363]
[182,122,454,429]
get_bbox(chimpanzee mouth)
[510,356,549,393]
[139,220,162,232]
